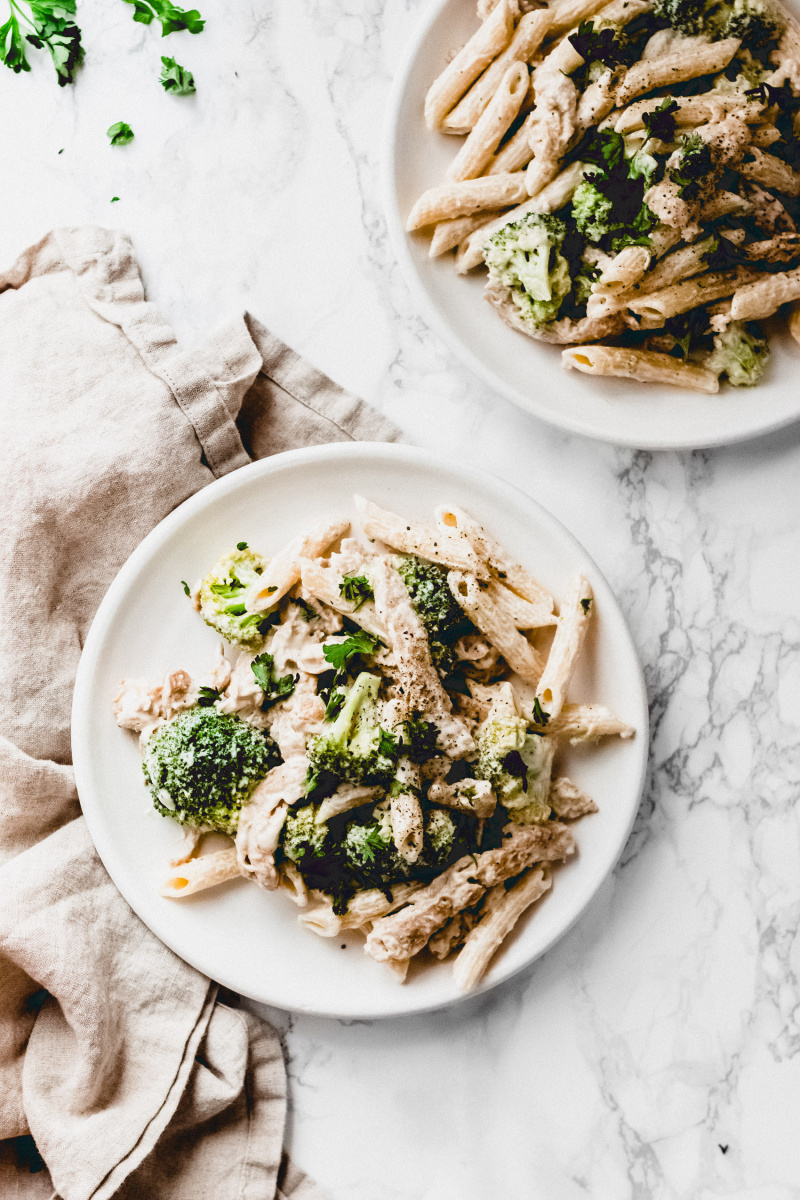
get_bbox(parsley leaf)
[181,580,191,596]
[251,652,297,709]
[378,727,399,758]
[339,573,374,611]
[503,750,529,791]
[0,0,83,85]
[293,597,318,622]
[121,0,204,35]
[160,54,194,93]
[324,689,346,720]
[107,121,134,145]
[322,630,381,675]
[402,716,438,761]
[568,20,628,69]
[641,97,678,144]
[236,540,248,551]
[531,696,551,728]
[197,685,223,707]
[580,598,592,614]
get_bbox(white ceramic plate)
[383,0,800,450]
[72,443,648,1017]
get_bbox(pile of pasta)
[409,0,800,392]
[116,500,634,992]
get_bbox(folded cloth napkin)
[0,227,400,1200]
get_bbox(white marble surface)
[4,2,800,1197]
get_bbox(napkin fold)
[0,227,400,1200]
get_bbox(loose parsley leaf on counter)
[122,0,205,36]
[107,121,134,145]
[160,54,194,94]
[0,0,83,85]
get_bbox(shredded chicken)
[428,777,496,818]
[236,757,308,889]
[113,669,196,736]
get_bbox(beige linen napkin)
[0,226,400,1200]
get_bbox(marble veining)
[3,1,800,1196]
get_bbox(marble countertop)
[4,2,800,1196]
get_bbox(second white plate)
[383,0,800,450]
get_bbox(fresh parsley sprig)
[339,574,373,611]
[122,0,204,36]
[107,121,134,145]
[160,53,194,94]
[251,652,297,710]
[322,630,381,676]
[0,0,82,84]
[641,97,678,144]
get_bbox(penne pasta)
[298,556,387,639]
[406,171,529,230]
[535,575,593,720]
[245,519,349,613]
[448,570,546,684]
[738,146,800,197]
[487,111,538,173]
[443,9,551,133]
[563,344,720,392]
[448,61,530,182]
[424,0,515,131]
[787,297,800,344]
[436,503,554,609]
[626,267,761,325]
[430,209,504,257]
[547,0,613,39]
[161,847,241,898]
[355,495,490,576]
[452,866,552,991]
[548,777,598,819]
[730,265,800,320]
[615,38,741,107]
[547,701,635,743]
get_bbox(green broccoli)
[282,803,330,864]
[198,546,270,648]
[484,213,573,329]
[342,802,461,885]
[305,672,399,798]
[707,320,770,386]
[570,128,657,246]
[670,133,713,200]
[475,711,553,823]
[572,183,616,242]
[653,0,778,44]
[142,708,280,835]
[572,259,601,305]
[395,555,475,675]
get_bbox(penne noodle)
[277,861,308,907]
[592,245,652,296]
[626,266,761,325]
[245,519,349,613]
[547,0,613,40]
[535,574,593,721]
[455,160,587,272]
[298,882,425,938]
[487,111,537,174]
[547,701,635,743]
[448,61,530,181]
[355,495,490,577]
[452,866,552,992]
[430,209,504,257]
[614,92,761,134]
[730,265,800,320]
[315,785,384,825]
[587,237,716,318]
[436,504,554,609]
[738,146,800,197]
[384,958,411,983]
[406,172,529,230]
[548,777,599,819]
[615,38,741,107]
[487,579,557,628]
[424,0,515,131]
[448,570,546,684]
[298,556,387,640]
[562,344,720,392]
[443,9,552,133]
[161,847,241,898]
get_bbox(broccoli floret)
[484,213,573,329]
[707,320,770,386]
[305,672,399,797]
[572,182,616,242]
[475,714,552,823]
[282,803,330,863]
[425,808,457,867]
[198,546,269,648]
[395,556,475,675]
[142,707,280,834]
[571,129,658,245]
[343,802,462,886]
[652,0,706,33]
[573,260,600,306]
[670,133,713,199]
[653,0,778,44]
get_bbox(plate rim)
[72,441,650,1018]
[381,0,800,452]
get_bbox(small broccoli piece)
[425,808,457,867]
[572,182,616,242]
[654,0,778,44]
[652,0,706,33]
[343,802,462,886]
[484,213,573,330]
[670,133,713,199]
[707,320,770,386]
[395,555,475,675]
[142,708,280,834]
[475,712,552,822]
[282,803,330,863]
[198,546,270,648]
[305,672,399,796]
